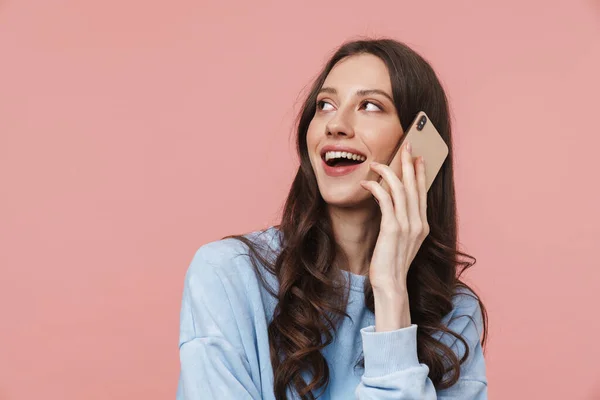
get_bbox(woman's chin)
[321,188,372,208]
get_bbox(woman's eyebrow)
[318,87,394,103]
[355,89,394,103]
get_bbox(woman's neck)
[327,205,380,275]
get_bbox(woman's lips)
[321,158,365,177]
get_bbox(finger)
[402,142,421,225]
[415,156,429,236]
[369,162,409,230]
[360,180,398,232]
[380,137,406,193]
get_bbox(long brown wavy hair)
[224,38,488,400]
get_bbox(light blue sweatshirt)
[176,227,487,399]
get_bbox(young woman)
[177,39,488,400]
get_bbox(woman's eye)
[317,100,334,111]
[362,101,382,112]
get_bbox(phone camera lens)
[417,115,427,131]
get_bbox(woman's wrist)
[373,286,411,331]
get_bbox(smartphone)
[380,111,449,192]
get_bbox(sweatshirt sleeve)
[176,245,262,400]
[355,291,487,399]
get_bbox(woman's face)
[306,53,404,207]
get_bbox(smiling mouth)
[321,152,367,167]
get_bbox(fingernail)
[370,162,378,167]
[407,142,412,154]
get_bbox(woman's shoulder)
[436,284,486,350]
[179,227,282,348]
[184,225,282,290]
[449,285,484,322]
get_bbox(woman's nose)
[325,111,355,138]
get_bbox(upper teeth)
[324,151,366,162]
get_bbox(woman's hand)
[359,141,430,331]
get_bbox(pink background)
[1,1,599,399]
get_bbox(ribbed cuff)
[360,324,420,378]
